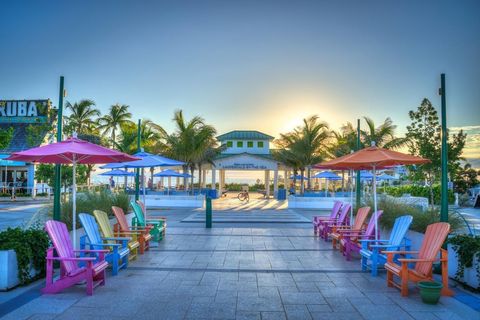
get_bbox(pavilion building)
[205,130,291,198]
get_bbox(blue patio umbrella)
[377,173,397,180]
[101,151,184,205]
[290,174,309,180]
[313,171,341,197]
[360,171,374,180]
[313,171,341,180]
[153,169,191,195]
[154,169,191,178]
[99,169,135,176]
[101,151,184,169]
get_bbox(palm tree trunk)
[300,169,305,195]
[111,129,116,148]
[182,165,188,190]
[307,167,311,191]
[190,165,195,194]
[198,164,202,191]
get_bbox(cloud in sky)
[450,125,480,168]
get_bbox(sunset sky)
[1,0,479,168]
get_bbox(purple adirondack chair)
[42,220,109,295]
[340,210,383,261]
[318,203,351,241]
[312,201,342,236]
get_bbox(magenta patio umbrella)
[7,136,139,247]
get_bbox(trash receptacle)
[277,188,287,200]
[207,189,217,199]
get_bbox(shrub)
[369,197,462,233]
[384,185,454,205]
[0,226,50,285]
[51,190,130,230]
[447,235,480,288]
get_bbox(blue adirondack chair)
[79,213,130,276]
[359,215,413,276]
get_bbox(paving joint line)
[150,249,335,252]
[127,266,364,273]
[167,233,318,237]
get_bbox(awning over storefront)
[0,154,26,166]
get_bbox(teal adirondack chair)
[130,201,165,242]
[79,213,130,275]
[359,215,413,276]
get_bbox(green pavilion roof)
[214,152,276,161]
[216,130,274,141]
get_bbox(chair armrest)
[146,217,167,220]
[370,244,396,248]
[73,249,110,253]
[47,256,96,262]
[382,251,419,255]
[398,258,438,263]
[89,242,121,247]
[359,239,389,243]
[103,237,131,241]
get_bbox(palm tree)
[167,110,218,192]
[65,100,100,135]
[330,122,357,191]
[274,116,331,194]
[98,104,132,147]
[361,117,406,149]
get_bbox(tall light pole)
[440,74,448,222]
[355,119,362,209]
[53,76,64,221]
[135,119,141,201]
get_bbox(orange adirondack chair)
[384,222,453,297]
[112,206,152,254]
[330,206,370,250]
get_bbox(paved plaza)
[1,199,480,319]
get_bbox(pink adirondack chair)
[318,203,351,241]
[341,210,383,260]
[313,201,342,236]
[42,220,109,296]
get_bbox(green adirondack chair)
[130,201,165,241]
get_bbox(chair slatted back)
[112,206,129,232]
[79,213,103,250]
[137,200,146,214]
[415,222,450,275]
[364,210,383,237]
[389,215,413,247]
[352,206,370,230]
[329,201,342,219]
[44,220,78,275]
[130,201,146,226]
[337,203,351,224]
[93,210,114,238]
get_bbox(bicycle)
[237,190,249,202]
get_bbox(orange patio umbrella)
[314,143,430,239]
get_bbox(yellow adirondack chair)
[93,210,139,261]
[384,222,453,297]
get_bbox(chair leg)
[371,255,378,277]
[386,270,393,287]
[86,263,94,295]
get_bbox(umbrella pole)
[142,168,146,208]
[72,159,77,249]
[326,179,328,197]
[350,169,354,224]
[373,165,378,240]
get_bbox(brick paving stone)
[260,311,287,320]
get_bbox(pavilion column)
[264,170,270,198]
[273,168,279,198]
[284,170,288,188]
[211,168,216,191]
[219,169,224,194]
[202,169,207,188]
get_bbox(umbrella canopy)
[290,174,309,180]
[101,151,184,169]
[314,144,429,240]
[7,137,139,164]
[314,145,429,170]
[99,169,135,177]
[154,169,191,178]
[313,171,341,180]
[377,173,397,181]
[7,136,138,248]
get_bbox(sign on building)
[0,100,51,123]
